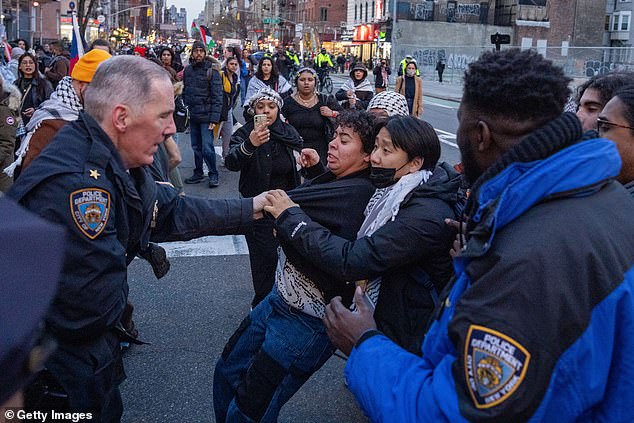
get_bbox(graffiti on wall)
[406,48,477,70]
[439,3,482,17]
[456,3,481,16]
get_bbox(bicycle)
[318,68,333,94]
[288,65,300,86]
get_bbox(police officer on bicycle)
[316,48,333,87]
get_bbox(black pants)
[244,217,279,308]
[26,331,125,423]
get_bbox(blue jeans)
[189,121,218,179]
[213,288,334,423]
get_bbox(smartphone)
[254,114,267,128]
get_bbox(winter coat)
[225,117,303,197]
[220,70,239,122]
[274,162,462,353]
[182,57,223,124]
[346,113,634,422]
[45,53,70,88]
[0,84,21,192]
[8,112,254,340]
[395,75,423,118]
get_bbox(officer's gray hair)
[84,56,171,122]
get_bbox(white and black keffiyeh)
[367,91,410,117]
[4,76,82,177]
[247,86,284,115]
[355,169,433,308]
[340,77,373,94]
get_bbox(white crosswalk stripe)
[160,235,249,257]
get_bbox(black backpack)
[173,94,189,133]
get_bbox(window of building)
[320,7,328,21]
[372,1,375,18]
[359,3,362,21]
[612,11,632,31]
[365,2,369,21]
[355,4,358,20]
[621,12,631,31]
[606,15,611,31]
[518,0,546,5]
[612,14,619,31]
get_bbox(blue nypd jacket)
[8,112,253,342]
[345,121,634,422]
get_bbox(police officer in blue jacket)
[8,56,268,422]
[324,49,634,422]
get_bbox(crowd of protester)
[1,36,634,423]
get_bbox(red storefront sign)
[353,24,379,42]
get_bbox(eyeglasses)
[597,118,634,133]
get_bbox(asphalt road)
[120,84,462,422]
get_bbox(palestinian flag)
[199,25,216,49]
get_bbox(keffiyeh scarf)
[4,77,82,177]
[367,91,410,117]
[356,169,433,308]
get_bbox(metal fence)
[394,44,634,85]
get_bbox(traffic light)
[146,8,152,17]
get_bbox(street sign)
[97,14,106,23]
[69,1,75,10]
[491,32,511,51]
[263,17,280,24]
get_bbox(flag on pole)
[199,25,215,50]
[191,20,199,37]
[69,10,85,73]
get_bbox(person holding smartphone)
[225,87,303,307]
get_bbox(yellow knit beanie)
[71,49,112,83]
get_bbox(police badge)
[464,325,531,409]
[70,188,111,239]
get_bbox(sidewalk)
[331,72,463,102]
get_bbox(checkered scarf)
[247,86,283,115]
[367,91,410,117]
[4,77,82,177]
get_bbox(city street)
[120,82,462,422]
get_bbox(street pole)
[29,1,34,47]
[391,0,397,76]
[39,3,42,45]
[16,0,20,40]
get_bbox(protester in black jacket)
[182,41,223,186]
[373,59,391,93]
[265,116,461,353]
[225,87,303,307]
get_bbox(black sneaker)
[208,175,219,188]
[184,174,205,184]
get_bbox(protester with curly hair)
[214,110,377,423]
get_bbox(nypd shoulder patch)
[70,188,111,239]
[464,325,530,409]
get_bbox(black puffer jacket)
[182,57,222,124]
[273,162,463,354]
